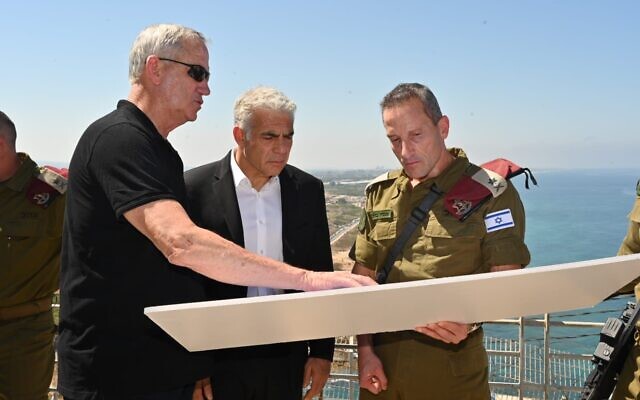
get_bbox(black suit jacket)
[184,151,335,362]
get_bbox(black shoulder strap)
[376,184,443,284]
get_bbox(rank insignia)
[25,166,68,209]
[451,199,473,216]
[26,178,59,208]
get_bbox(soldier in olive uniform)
[0,111,67,400]
[351,83,531,399]
[612,179,640,400]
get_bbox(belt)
[0,296,52,321]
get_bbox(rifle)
[580,301,640,400]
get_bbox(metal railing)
[321,315,605,400]
[47,307,615,400]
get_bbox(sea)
[483,168,639,355]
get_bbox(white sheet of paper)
[145,254,640,352]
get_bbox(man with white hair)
[185,87,333,400]
[58,25,373,400]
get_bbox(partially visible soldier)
[611,179,640,400]
[0,111,67,400]
[617,180,640,257]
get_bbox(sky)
[1,1,638,171]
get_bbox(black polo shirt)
[58,100,210,399]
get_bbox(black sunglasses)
[158,58,210,82]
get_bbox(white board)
[145,254,640,352]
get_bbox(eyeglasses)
[158,57,210,82]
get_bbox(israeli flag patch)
[484,209,515,233]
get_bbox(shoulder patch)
[636,179,640,197]
[364,170,400,194]
[445,158,532,221]
[470,167,508,198]
[37,166,68,194]
[484,209,515,232]
[26,178,60,208]
[444,166,508,221]
[357,208,366,232]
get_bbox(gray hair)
[233,86,297,136]
[0,111,16,150]
[380,83,443,125]
[128,24,207,84]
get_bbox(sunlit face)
[235,108,294,190]
[383,97,450,183]
[160,39,211,126]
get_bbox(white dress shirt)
[230,152,285,297]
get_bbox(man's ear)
[145,55,162,85]
[438,115,450,140]
[232,126,245,146]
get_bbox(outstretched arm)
[125,199,375,290]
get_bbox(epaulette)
[364,170,401,194]
[444,159,536,221]
[26,165,68,208]
[38,166,68,193]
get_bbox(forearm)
[171,226,308,290]
[357,332,374,346]
[357,333,376,355]
[125,199,308,290]
[126,199,375,291]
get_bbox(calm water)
[484,168,639,354]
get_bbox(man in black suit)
[185,86,334,400]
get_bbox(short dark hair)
[0,111,16,149]
[380,83,443,125]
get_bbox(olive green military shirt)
[618,193,640,257]
[611,181,640,400]
[0,153,65,308]
[354,148,530,283]
[616,180,640,297]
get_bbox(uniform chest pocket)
[425,215,484,239]
[371,220,397,241]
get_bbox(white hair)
[128,24,207,84]
[233,86,297,136]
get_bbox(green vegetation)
[320,169,382,237]
[325,182,367,197]
[332,229,358,252]
[326,200,361,236]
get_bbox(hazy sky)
[1,1,638,171]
